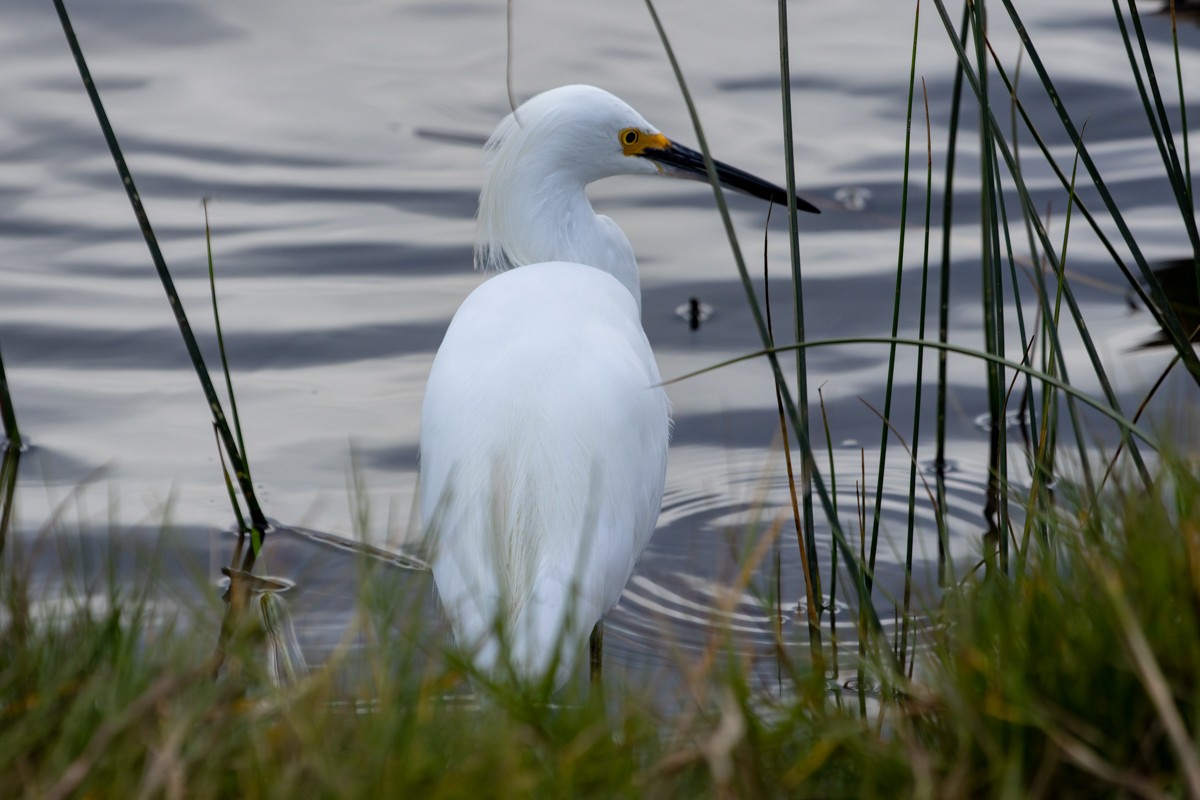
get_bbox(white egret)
[420,84,818,689]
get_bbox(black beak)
[641,141,820,214]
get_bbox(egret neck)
[474,111,643,309]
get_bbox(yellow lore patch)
[619,128,670,157]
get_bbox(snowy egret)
[420,84,818,688]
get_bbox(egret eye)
[621,129,639,146]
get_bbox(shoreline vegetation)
[2,458,1199,797]
[1,0,1197,796]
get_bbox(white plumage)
[420,85,816,688]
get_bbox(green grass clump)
[905,457,1200,798]
[5,459,1200,797]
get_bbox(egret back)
[421,261,669,685]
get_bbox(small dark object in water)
[674,297,714,330]
[1137,257,1200,347]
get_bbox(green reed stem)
[763,207,820,653]
[0,445,17,555]
[776,0,824,654]
[890,0,924,677]
[1117,1,1199,253]
[213,425,248,537]
[992,0,1200,387]
[664,337,1158,452]
[931,0,1154,492]
[1168,1,1193,210]
[969,0,1012,571]
[986,40,1148,494]
[1005,51,1054,525]
[203,201,253,507]
[817,387,840,679]
[643,0,891,648]
[52,0,268,533]
[934,0,971,591]
[867,0,922,594]
[0,344,18,450]
[900,79,938,668]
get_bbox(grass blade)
[642,0,891,649]
[934,0,971,592]
[0,342,19,450]
[993,0,1200,384]
[51,0,268,533]
[663,336,1158,452]
[203,200,254,505]
[776,0,823,630]
[930,0,1155,491]
[868,0,924,589]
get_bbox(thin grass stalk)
[763,208,821,652]
[935,1,972,590]
[52,0,268,533]
[986,44,1176,330]
[999,113,1096,506]
[762,209,795,652]
[1006,50,1042,429]
[993,0,1200,385]
[213,425,248,537]
[0,343,24,549]
[867,0,922,595]
[0,344,18,449]
[1121,0,1200,321]
[899,80,939,669]
[772,0,820,633]
[862,398,946,672]
[775,0,824,656]
[203,200,252,487]
[817,387,840,679]
[642,0,890,645]
[1021,147,1086,556]
[931,0,1155,491]
[969,0,1013,571]
[0,445,18,556]
[986,43,1198,497]
[1006,53,1058,548]
[1096,347,1190,500]
[989,138,1087,516]
[665,337,1157,451]
[988,42,1139,498]
[1046,147,1087,484]
[1117,0,1200,252]
[991,143,1076,538]
[1168,0,1193,210]
[892,0,926,675]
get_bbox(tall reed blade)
[0,342,20,557]
[0,343,19,450]
[775,0,823,618]
[1116,0,1199,252]
[935,0,972,587]
[0,443,18,557]
[868,0,924,588]
[642,0,892,649]
[204,200,255,528]
[51,0,268,533]
[993,0,1200,385]
[930,0,1155,493]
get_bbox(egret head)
[483,84,822,207]
[475,85,818,288]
